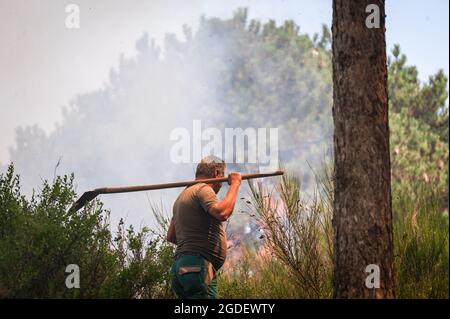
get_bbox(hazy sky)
[0,0,449,165]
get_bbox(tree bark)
[332,0,395,298]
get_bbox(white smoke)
[2,5,333,233]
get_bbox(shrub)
[0,164,174,298]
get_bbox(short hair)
[195,155,226,178]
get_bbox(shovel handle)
[94,170,284,195]
[69,170,284,213]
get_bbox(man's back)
[173,183,227,271]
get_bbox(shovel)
[69,170,284,213]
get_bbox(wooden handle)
[95,170,284,195]
[69,170,284,213]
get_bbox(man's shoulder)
[186,182,211,194]
[176,183,208,201]
[195,183,217,196]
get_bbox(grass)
[393,183,449,298]
[217,244,301,298]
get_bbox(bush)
[242,167,333,298]
[0,164,174,298]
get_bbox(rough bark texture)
[332,0,395,298]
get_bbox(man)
[166,155,242,299]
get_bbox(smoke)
[7,32,218,228]
[3,9,333,232]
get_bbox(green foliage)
[100,224,174,298]
[201,9,333,175]
[390,108,448,202]
[388,44,448,209]
[388,45,449,142]
[0,164,174,298]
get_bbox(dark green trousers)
[171,253,218,299]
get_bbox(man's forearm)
[211,183,240,221]
[222,183,240,215]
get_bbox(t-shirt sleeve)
[197,184,219,213]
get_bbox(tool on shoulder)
[69,170,284,213]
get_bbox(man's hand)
[227,172,242,186]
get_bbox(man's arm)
[208,172,242,222]
[166,218,177,244]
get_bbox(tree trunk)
[332,0,395,298]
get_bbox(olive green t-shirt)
[172,183,227,271]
